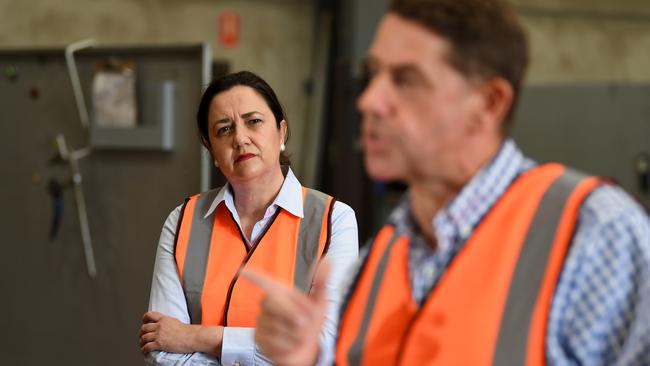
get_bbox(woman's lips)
[235,153,255,163]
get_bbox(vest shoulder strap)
[493,167,598,365]
[294,188,336,293]
[174,187,222,324]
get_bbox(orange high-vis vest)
[336,164,600,366]
[174,187,334,327]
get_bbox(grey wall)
[0,46,206,365]
[514,84,650,209]
[0,1,317,364]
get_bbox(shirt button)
[424,266,436,280]
[459,225,472,238]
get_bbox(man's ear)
[475,77,514,134]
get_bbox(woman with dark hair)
[139,71,358,365]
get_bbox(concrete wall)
[3,0,650,167]
[338,0,650,84]
[0,0,315,176]
[513,0,650,83]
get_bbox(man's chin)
[364,158,404,183]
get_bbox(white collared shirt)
[204,168,307,248]
[146,168,359,365]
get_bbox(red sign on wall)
[219,12,240,48]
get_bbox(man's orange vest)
[336,164,600,366]
[174,187,334,327]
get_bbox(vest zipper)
[395,305,428,365]
[221,209,281,326]
[395,237,468,364]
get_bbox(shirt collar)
[433,138,535,247]
[387,138,535,254]
[203,167,304,219]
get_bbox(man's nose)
[357,75,391,118]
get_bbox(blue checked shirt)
[369,139,650,365]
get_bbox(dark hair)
[389,0,529,133]
[197,70,291,165]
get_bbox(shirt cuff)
[145,351,221,366]
[221,327,255,366]
[314,335,334,366]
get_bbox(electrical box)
[90,79,176,151]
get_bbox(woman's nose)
[232,124,251,148]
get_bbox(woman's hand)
[140,311,224,356]
[242,261,331,366]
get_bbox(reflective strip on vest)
[176,186,333,325]
[492,168,587,365]
[295,189,333,293]
[179,189,220,324]
[347,230,401,365]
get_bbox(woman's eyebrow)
[241,111,263,118]
[215,117,232,124]
[215,111,263,124]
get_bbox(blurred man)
[245,0,650,364]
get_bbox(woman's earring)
[213,160,219,168]
[280,143,286,152]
